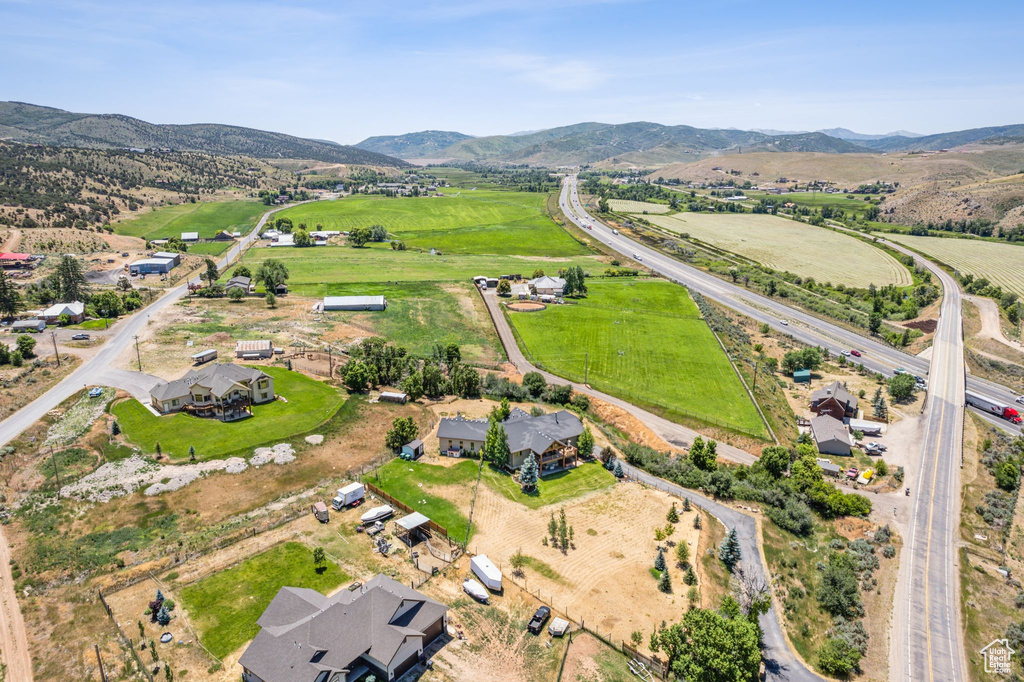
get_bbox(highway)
[560,176,968,680]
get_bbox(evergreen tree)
[658,568,672,593]
[719,528,742,572]
[203,258,219,286]
[519,453,539,492]
[482,418,511,467]
[548,513,558,543]
[667,503,679,523]
[675,539,690,566]
[577,427,594,459]
[683,497,691,512]
[693,513,702,530]
[683,566,697,585]
[613,460,623,478]
[654,548,667,572]
[156,605,171,626]
[188,445,196,462]
[0,270,21,317]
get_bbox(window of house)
[171,399,179,406]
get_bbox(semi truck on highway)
[966,391,1023,424]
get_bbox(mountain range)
[0,101,408,167]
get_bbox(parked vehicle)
[906,487,911,496]
[360,505,395,524]
[780,320,789,326]
[87,387,103,398]
[527,606,551,634]
[463,578,489,604]
[311,502,330,523]
[1016,395,1024,405]
[71,333,90,340]
[966,391,1023,424]
[470,554,503,592]
[850,349,862,357]
[332,482,365,510]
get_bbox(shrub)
[818,636,862,675]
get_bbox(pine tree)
[613,460,623,478]
[188,445,196,462]
[667,503,679,523]
[519,453,539,492]
[719,528,742,572]
[548,513,558,543]
[658,568,672,593]
[675,539,690,566]
[156,605,171,626]
[684,566,697,585]
[693,513,702,530]
[482,418,511,467]
[558,507,569,550]
[683,497,691,512]
[654,548,667,572]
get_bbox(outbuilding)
[395,512,431,546]
[191,349,218,365]
[129,258,175,275]
[323,295,388,311]
[151,251,182,267]
[379,390,408,404]
[793,369,811,384]
[816,458,842,477]
[12,319,45,333]
[401,439,424,460]
[181,232,199,242]
[234,339,273,359]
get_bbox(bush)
[765,498,814,536]
[818,636,862,675]
[887,373,916,402]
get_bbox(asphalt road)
[560,177,968,680]
[0,201,291,681]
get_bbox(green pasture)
[112,366,344,459]
[506,279,768,438]
[480,460,615,509]
[180,542,348,659]
[273,191,589,257]
[364,459,478,540]
[114,201,267,241]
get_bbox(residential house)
[0,253,32,269]
[235,339,274,359]
[323,296,388,311]
[224,276,252,295]
[810,415,853,456]
[529,276,566,297]
[510,283,530,299]
[437,408,584,471]
[149,363,275,421]
[239,574,448,682]
[39,301,85,324]
[810,381,858,420]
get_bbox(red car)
[849,350,862,357]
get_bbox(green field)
[365,459,478,540]
[608,199,671,214]
[112,366,344,459]
[180,542,348,658]
[881,232,1024,298]
[273,192,589,257]
[648,212,912,288]
[745,190,880,217]
[114,201,267,241]
[480,460,615,509]
[186,241,232,256]
[507,279,767,437]
[234,243,601,293]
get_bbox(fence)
[97,588,154,682]
[364,481,452,541]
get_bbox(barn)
[323,295,388,311]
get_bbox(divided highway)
[560,176,969,680]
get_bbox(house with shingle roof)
[810,414,853,456]
[528,275,566,297]
[149,363,274,421]
[810,380,858,420]
[437,408,584,472]
[239,574,448,682]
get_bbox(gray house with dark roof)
[437,408,584,472]
[810,414,853,456]
[239,574,448,682]
[150,363,274,421]
[810,381,858,420]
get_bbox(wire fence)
[97,588,154,682]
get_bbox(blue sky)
[2,0,1021,143]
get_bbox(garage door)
[392,650,419,680]
[423,618,443,644]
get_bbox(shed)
[323,295,388,311]
[395,512,431,546]
[401,439,424,460]
[181,232,199,242]
[379,391,408,404]
[191,349,218,365]
[793,369,811,384]
[548,618,571,637]
[485,277,499,288]
[234,339,273,358]
[816,458,842,477]
[12,319,45,333]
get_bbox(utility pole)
[751,360,758,395]
[50,445,62,498]
[51,331,60,367]
[133,334,142,371]
[327,344,333,375]
[584,352,589,386]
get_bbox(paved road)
[619,461,823,682]
[0,201,291,681]
[561,177,969,680]
[561,177,1021,438]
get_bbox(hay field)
[608,199,670,214]
[881,232,1024,298]
[113,200,267,240]
[648,212,912,287]
[274,191,589,257]
[507,279,767,438]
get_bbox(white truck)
[332,482,365,510]
[471,554,503,592]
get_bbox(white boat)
[463,578,489,604]
[360,505,394,524]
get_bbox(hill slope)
[861,124,1024,151]
[0,101,409,167]
[354,130,474,158]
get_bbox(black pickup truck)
[527,606,551,635]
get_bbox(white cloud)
[483,53,607,92]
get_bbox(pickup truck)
[527,606,551,634]
[71,333,90,340]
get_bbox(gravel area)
[305,434,324,445]
[60,442,298,501]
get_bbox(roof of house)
[0,252,30,260]
[225,276,251,289]
[811,380,858,410]
[41,301,85,318]
[235,339,272,352]
[238,574,448,681]
[511,283,530,295]
[12,319,43,329]
[437,409,583,456]
[810,415,852,446]
[150,363,269,401]
[816,458,842,473]
[529,275,566,290]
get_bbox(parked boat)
[463,578,489,604]
[360,505,394,523]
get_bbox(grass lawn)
[112,366,344,460]
[233,242,601,294]
[113,201,267,241]
[274,192,590,257]
[179,542,349,659]
[70,318,116,330]
[364,459,477,540]
[519,555,567,584]
[186,241,232,256]
[480,460,615,509]
[507,279,767,438]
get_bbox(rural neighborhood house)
[438,407,583,470]
[149,363,275,421]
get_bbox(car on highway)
[527,606,551,634]
[1017,395,1024,405]
[71,333,90,340]
[632,253,642,261]
[850,349,862,357]
[780,319,788,326]
[893,368,906,375]
[840,350,851,357]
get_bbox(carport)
[396,512,431,547]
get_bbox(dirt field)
[506,301,546,312]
